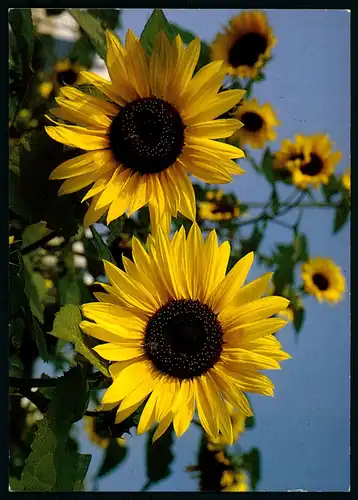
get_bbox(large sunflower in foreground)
[187,444,249,492]
[45,30,246,231]
[199,189,240,221]
[274,134,342,189]
[80,223,290,443]
[211,11,276,79]
[301,257,346,304]
[232,98,279,149]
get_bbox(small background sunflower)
[301,257,346,304]
[211,10,276,79]
[232,98,279,149]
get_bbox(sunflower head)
[39,81,54,99]
[80,223,290,444]
[84,413,125,449]
[211,10,276,79]
[274,134,342,189]
[301,257,346,304]
[233,98,279,149]
[341,168,350,192]
[54,59,87,88]
[199,190,240,221]
[187,441,249,492]
[45,29,246,231]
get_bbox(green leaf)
[9,477,24,492]
[145,425,174,486]
[97,439,127,478]
[23,256,46,323]
[107,217,126,247]
[293,307,305,334]
[9,169,28,220]
[273,244,295,295]
[49,304,110,377]
[58,271,82,306]
[333,196,350,233]
[22,221,51,248]
[140,9,176,55]
[322,174,342,201]
[91,225,116,264]
[14,131,85,237]
[244,79,254,99]
[261,148,275,184]
[169,23,211,72]
[242,447,261,490]
[8,9,34,77]
[293,233,309,262]
[88,8,121,30]
[70,10,108,61]
[21,367,90,491]
[245,415,255,429]
[32,317,50,362]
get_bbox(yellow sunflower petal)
[209,252,254,313]
[185,89,246,125]
[93,344,144,361]
[45,125,109,150]
[152,412,173,442]
[187,119,243,139]
[194,376,219,439]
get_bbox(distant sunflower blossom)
[233,98,279,149]
[46,30,246,231]
[39,58,87,99]
[84,414,125,449]
[274,134,342,189]
[211,10,276,79]
[199,190,240,221]
[207,402,246,448]
[301,257,345,304]
[341,168,350,192]
[187,444,249,492]
[80,223,290,443]
[9,236,14,245]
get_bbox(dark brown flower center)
[57,69,78,86]
[300,153,324,176]
[228,33,268,68]
[144,299,224,379]
[109,97,185,174]
[312,273,329,291]
[241,112,264,132]
[211,202,235,216]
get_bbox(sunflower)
[211,10,276,79]
[207,401,246,448]
[9,235,14,245]
[39,59,87,99]
[274,134,342,189]
[199,190,240,221]
[341,168,350,192]
[187,443,249,492]
[45,30,246,231]
[232,98,279,149]
[301,257,345,304]
[80,223,290,443]
[84,414,125,449]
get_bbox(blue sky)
[37,9,350,492]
